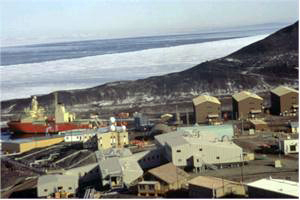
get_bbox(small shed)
[37,175,78,198]
[279,139,298,155]
[249,119,269,132]
[289,122,299,134]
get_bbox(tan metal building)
[270,86,298,116]
[2,136,64,154]
[232,91,263,120]
[139,163,189,196]
[193,95,221,124]
[188,176,246,198]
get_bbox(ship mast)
[54,92,58,108]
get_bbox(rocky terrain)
[1,22,298,118]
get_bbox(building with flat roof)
[37,175,78,198]
[247,177,299,198]
[270,86,298,116]
[232,91,263,120]
[177,124,234,139]
[188,176,246,198]
[279,139,298,155]
[155,130,243,172]
[2,136,64,154]
[193,95,221,124]
[83,129,128,150]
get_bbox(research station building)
[232,91,263,120]
[192,95,221,124]
[270,86,298,116]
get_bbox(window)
[178,159,182,162]
[152,156,155,160]
[58,186,63,190]
[140,185,145,190]
[68,187,72,190]
[290,145,296,151]
[216,156,220,160]
[149,185,155,190]
[177,149,181,153]
[44,189,48,192]
[199,148,202,151]
[197,159,199,162]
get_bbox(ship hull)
[7,121,90,134]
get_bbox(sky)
[0,0,299,45]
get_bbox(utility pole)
[186,112,189,125]
[241,118,244,135]
[240,154,244,183]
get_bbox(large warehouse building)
[270,86,298,116]
[155,130,243,172]
[232,91,263,120]
[192,95,221,124]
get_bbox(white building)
[60,129,93,143]
[280,139,298,155]
[247,177,299,198]
[97,151,144,188]
[37,175,78,198]
[155,130,243,171]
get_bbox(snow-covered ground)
[0,34,268,101]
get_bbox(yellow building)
[82,128,129,150]
[97,131,129,149]
[2,136,64,154]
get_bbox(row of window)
[177,148,203,153]
[139,155,160,163]
[139,184,155,190]
[178,156,220,163]
[43,186,73,192]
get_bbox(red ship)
[7,95,92,135]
